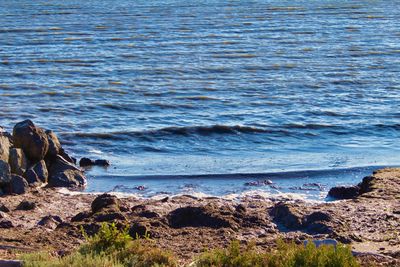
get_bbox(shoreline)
[1,168,399,266]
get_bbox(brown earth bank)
[0,168,399,266]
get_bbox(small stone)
[0,219,14,228]
[0,204,10,212]
[38,215,62,230]
[16,200,36,211]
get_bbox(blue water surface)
[1,0,399,198]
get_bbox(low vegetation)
[21,223,360,267]
[196,240,360,267]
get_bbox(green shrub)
[21,223,177,267]
[196,240,360,267]
[21,252,122,267]
[80,223,132,255]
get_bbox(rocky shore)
[0,121,399,266]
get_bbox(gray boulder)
[33,160,48,183]
[10,175,29,195]
[48,155,86,188]
[0,160,11,185]
[23,168,41,185]
[45,130,61,159]
[0,134,11,163]
[13,120,49,163]
[23,160,48,184]
[9,148,28,176]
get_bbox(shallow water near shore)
[1,0,400,199]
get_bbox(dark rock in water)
[94,212,126,222]
[79,158,110,167]
[91,193,120,213]
[269,202,303,230]
[0,219,14,228]
[38,215,62,229]
[94,159,110,167]
[0,204,10,213]
[13,120,49,163]
[16,200,36,210]
[79,157,95,167]
[129,222,151,238]
[136,185,146,191]
[32,160,48,183]
[10,175,29,195]
[0,160,11,185]
[0,134,11,163]
[71,211,92,222]
[45,130,61,159]
[328,185,360,199]
[48,155,86,188]
[167,205,233,229]
[9,148,29,176]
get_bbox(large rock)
[0,160,11,185]
[13,120,49,163]
[167,205,234,229]
[328,185,360,200]
[0,134,11,162]
[91,194,120,213]
[45,130,61,159]
[48,155,86,188]
[10,175,29,194]
[8,148,28,176]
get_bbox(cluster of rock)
[0,120,86,195]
